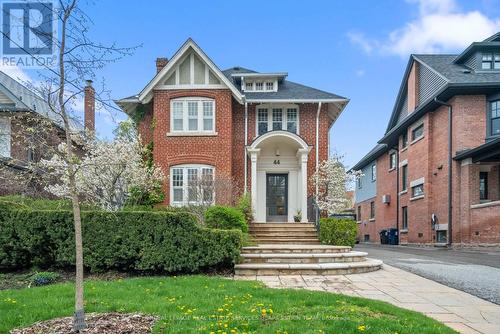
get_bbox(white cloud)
[348,0,500,57]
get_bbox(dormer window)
[481,53,500,70]
[266,82,274,90]
[245,82,253,91]
[243,80,278,92]
[255,82,264,91]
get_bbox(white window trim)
[168,97,216,135]
[170,164,215,206]
[243,79,278,92]
[255,103,300,137]
[0,116,11,158]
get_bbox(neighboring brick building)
[117,39,349,222]
[353,33,500,246]
[0,72,93,196]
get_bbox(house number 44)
[273,160,280,165]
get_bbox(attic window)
[481,53,500,70]
[244,80,276,92]
[266,82,274,90]
[255,82,263,91]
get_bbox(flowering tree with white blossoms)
[313,154,363,215]
[41,133,164,211]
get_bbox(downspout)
[395,145,400,244]
[434,97,453,246]
[244,98,248,194]
[315,102,322,222]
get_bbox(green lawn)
[0,276,455,334]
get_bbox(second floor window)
[491,100,500,136]
[371,164,376,181]
[402,130,408,148]
[389,152,397,170]
[401,165,408,191]
[411,124,424,141]
[256,106,299,136]
[171,98,215,133]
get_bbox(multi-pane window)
[402,206,408,230]
[256,106,299,135]
[255,82,264,91]
[490,100,500,136]
[0,117,10,157]
[401,165,408,191]
[370,201,375,219]
[482,53,500,70]
[411,124,424,141]
[286,108,298,133]
[245,82,253,91]
[402,131,408,148]
[411,183,424,198]
[389,152,397,170]
[266,82,274,90]
[258,109,269,135]
[480,172,488,200]
[171,165,215,206]
[244,81,276,92]
[272,109,283,130]
[371,164,376,181]
[357,206,361,221]
[170,98,215,133]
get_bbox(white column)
[298,149,309,222]
[247,148,260,217]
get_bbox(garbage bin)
[379,229,388,244]
[388,228,399,245]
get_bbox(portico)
[247,131,311,223]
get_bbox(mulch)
[10,313,158,334]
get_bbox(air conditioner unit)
[382,195,391,204]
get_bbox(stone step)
[251,232,318,238]
[249,226,317,230]
[241,251,368,264]
[250,223,315,228]
[242,244,351,254]
[234,259,383,276]
[252,238,320,244]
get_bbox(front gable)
[139,39,243,104]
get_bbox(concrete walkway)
[235,264,500,334]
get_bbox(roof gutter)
[434,97,453,246]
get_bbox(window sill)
[369,218,375,222]
[399,189,408,195]
[356,221,362,224]
[471,200,500,209]
[167,132,218,137]
[410,135,424,146]
[410,195,425,201]
[400,146,408,152]
[388,167,396,172]
[400,229,408,233]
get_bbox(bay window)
[170,98,215,133]
[256,105,299,136]
[171,165,215,206]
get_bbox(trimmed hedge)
[205,205,248,233]
[319,218,357,247]
[0,207,242,273]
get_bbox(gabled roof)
[222,67,348,103]
[0,71,81,130]
[138,38,243,103]
[351,144,387,171]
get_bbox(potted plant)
[293,210,302,222]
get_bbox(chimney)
[84,79,95,134]
[156,57,168,73]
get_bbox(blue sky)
[6,0,500,167]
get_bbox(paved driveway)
[354,244,500,305]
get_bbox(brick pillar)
[84,80,95,133]
[156,57,168,73]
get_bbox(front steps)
[235,244,383,276]
[249,222,320,244]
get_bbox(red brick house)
[353,33,500,246]
[0,71,95,196]
[117,39,348,222]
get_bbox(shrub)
[237,193,253,225]
[0,206,242,273]
[0,196,97,211]
[319,218,357,247]
[31,271,60,286]
[205,205,248,233]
